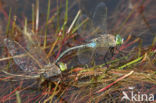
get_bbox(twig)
[96,71,134,93]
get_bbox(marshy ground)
[0,0,156,102]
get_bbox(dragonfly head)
[58,62,67,71]
[115,34,124,45]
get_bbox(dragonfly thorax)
[90,34,116,48]
[41,63,61,79]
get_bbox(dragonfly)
[55,2,123,65]
[4,30,66,80]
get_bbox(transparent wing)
[77,14,94,41]
[4,29,61,78]
[4,38,42,76]
[76,14,94,65]
[77,2,107,41]
[92,2,107,35]
[23,31,50,66]
[23,31,62,77]
[77,2,108,65]
[77,47,95,65]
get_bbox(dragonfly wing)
[92,2,107,35]
[77,14,95,41]
[76,14,95,65]
[92,2,112,63]
[77,2,108,65]
[4,38,42,76]
[77,47,95,65]
[23,31,50,66]
[23,31,62,77]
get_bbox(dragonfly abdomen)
[55,44,89,63]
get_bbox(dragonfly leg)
[103,47,115,70]
[103,53,110,69]
[104,58,109,68]
[109,47,115,57]
[115,46,127,57]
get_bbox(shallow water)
[0,0,155,102]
